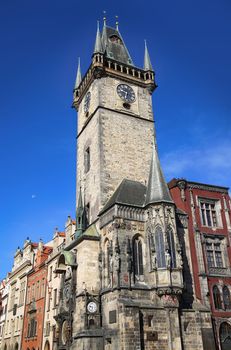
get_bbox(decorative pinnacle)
[103,11,107,26]
[144,39,153,71]
[94,20,103,53]
[115,15,119,30]
[74,57,81,89]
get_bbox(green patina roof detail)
[75,223,99,240]
[83,223,99,237]
[60,250,76,266]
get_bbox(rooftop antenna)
[103,10,107,26]
[115,15,119,30]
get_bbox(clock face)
[117,84,135,103]
[87,301,97,313]
[84,91,91,113]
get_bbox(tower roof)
[94,21,103,54]
[145,138,173,205]
[144,40,153,71]
[74,57,82,89]
[100,179,146,214]
[101,24,134,66]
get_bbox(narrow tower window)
[154,227,166,268]
[133,236,144,279]
[84,147,90,173]
[85,202,90,226]
[167,226,176,268]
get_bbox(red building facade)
[169,178,231,350]
[21,242,52,350]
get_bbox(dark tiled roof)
[101,26,134,66]
[100,179,146,214]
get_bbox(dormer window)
[109,35,122,44]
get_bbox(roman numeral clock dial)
[117,84,135,103]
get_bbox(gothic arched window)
[219,322,231,349]
[167,227,176,268]
[133,236,144,278]
[154,227,166,268]
[213,286,222,309]
[223,286,231,310]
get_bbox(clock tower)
[73,20,156,223]
[54,18,215,350]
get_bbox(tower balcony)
[72,53,157,109]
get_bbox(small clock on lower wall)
[87,301,97,314]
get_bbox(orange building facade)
[21,243,52,350]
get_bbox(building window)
[53,289,57,308]
[84,147,90,173]
[27,318,37,338]
[213,286,222,309]
[36,281,40,300]
[45,322,50,336]
[31,284,35,300]
[133,236,144,279]
[206,241,224,268]
[223,286,231,310]
[40,278,45,298]
[199,199,221,227]
[19,281,26,305]
[155,226,166,268]
[220,322,231,345]
[166,226,176,268]
[9,286,16,309]
[27,286,31,304]
[49,266,53,282]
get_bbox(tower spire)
[94,21,103,54]
[143,40,153,71]
[145,134,173,205]
[74,57,82,89]
[75,185,85,238]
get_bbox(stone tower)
[72,20,156,223]
[54,19,216,350]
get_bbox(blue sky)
[0,0,230,279]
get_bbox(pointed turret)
[75,186,85,238]
[94,21,103,54]
[144,40,153,71]
[74,57,82,89]
[145,135,173,205]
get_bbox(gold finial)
[115,15,119,30]
[103,10,106,26]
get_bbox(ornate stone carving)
[177,180,187,201]
[161,294,179,308]
[165,250,171,269]
[176,250,183,269]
